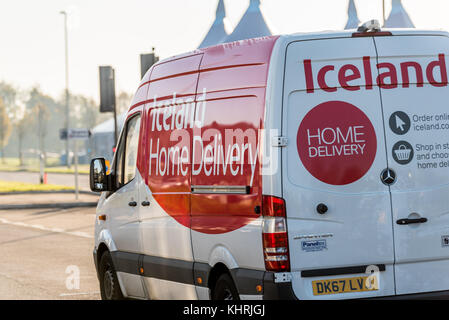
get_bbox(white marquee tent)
[198,0,229,48]
[344,0,360,30]
[345,0,414,30]
[224,0,272,43]
[384,0,415,28]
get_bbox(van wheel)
[99,251,124,300]
[212,274,240,300]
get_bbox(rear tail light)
[262,196,290,272]
[262,195,286,217]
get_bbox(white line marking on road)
[59,291,100,297]
[0,218,93,239]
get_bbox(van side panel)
[190,88,265,234]
[144,54,202,227]
[139,54,203,299]
[190,37,278,297]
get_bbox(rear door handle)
[128,201,137,207]
[141,201,150,207]
[396,217,428,225]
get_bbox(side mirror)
[90,158,110,192]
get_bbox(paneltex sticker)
[302,240,327,252]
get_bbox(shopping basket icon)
[394,145,412,161]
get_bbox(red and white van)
[90,22,449,299]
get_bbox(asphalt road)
[0,171,90,191]
[0,207,100,300]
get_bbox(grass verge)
[0,158,89,175]
[0,180,74,193]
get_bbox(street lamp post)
[60,10,70,168]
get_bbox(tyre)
[99,251,124,300]
[212,273,240,300]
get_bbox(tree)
[0,82,21,162]
[0,82,17,116]
[0,82,124,162]
[72,94,105,130]
[117,91,132,114]
[25,87,63,164]
[15,110,32,166]
[0,98,12,163]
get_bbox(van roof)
[280,28,449,42]
[196,28,449,55]
[149,35,279,75]
[146,28,449,82]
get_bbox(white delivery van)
[90,22,449,299]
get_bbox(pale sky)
[1,0,449,102]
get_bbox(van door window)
[124,115,141,185]
[113,114,141,189]
[115,133,125,189]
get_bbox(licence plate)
[312,275,378,296]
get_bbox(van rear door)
[374,35,449,295]
[282,37,395,299]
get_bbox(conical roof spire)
[224,0,272,43]
[344,0,360,30]
[384,0,414,28]
[199,0,229,48]
[215,0,225,20]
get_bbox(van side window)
[115,133,125,189]
[124,115,141,185]
[114,114,141,189]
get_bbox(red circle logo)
[297,101,377,185]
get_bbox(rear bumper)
[368,290,449,300]
[262,273,449,300]
[225,269,297,299]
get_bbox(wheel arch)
[96,242,110,268]
[208,262,231,293]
